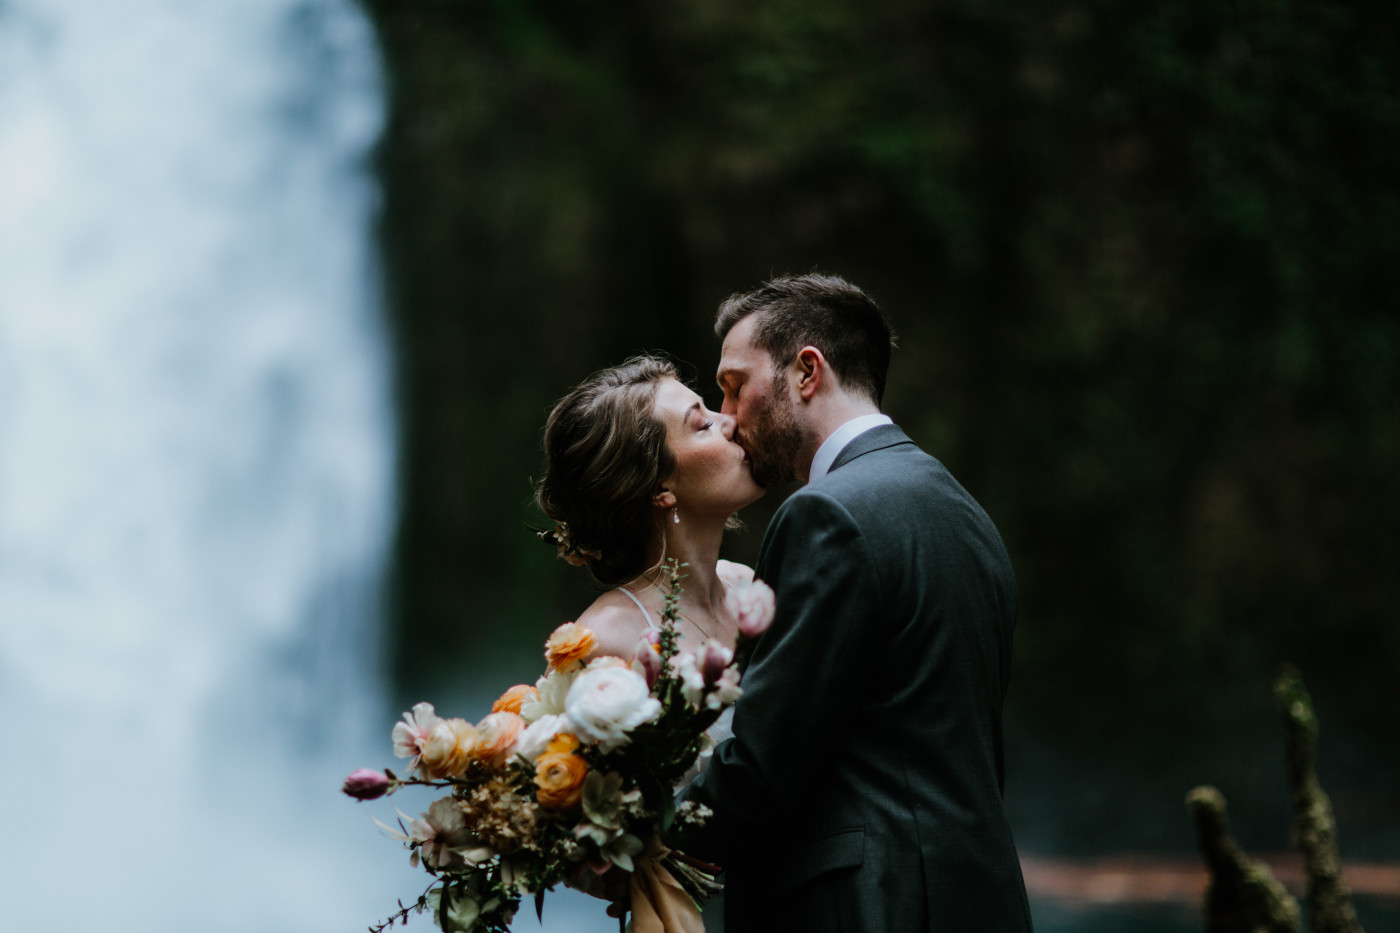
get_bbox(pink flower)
[472,711,525,768]
[342,768,393,801]
[405,798,488,870]
[699,641,733,688]
[373,801,493,872]
[631,635,662,688]
[726,578,775,639]
[391,702,442,767]
[677,641,743,710]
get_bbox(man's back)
[699,424,1031,932]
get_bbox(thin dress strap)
[615,587,657,630]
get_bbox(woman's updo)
[536,355,678,586]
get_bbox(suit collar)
[826,423,914,474]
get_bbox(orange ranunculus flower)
[472,711,525,768]
[545,732,580,755]
[534,733,587,810]
[492,684,539,715]
[545,622,597,672]
[418,718,478,779]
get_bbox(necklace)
[676,608,715,641]
[623,578,716,641]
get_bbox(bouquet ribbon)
[629,837,704,933]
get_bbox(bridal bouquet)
[343,561,775,933]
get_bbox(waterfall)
[0,0,413,928]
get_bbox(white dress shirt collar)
[808,413,894,481]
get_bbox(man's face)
[716,315,805,487]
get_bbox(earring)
[671,507,680,525]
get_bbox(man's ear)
[794,346,825,401]
[652,488,677,509]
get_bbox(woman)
[537,355,763,660]
[537,355,759,932]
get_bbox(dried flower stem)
[668,849,722,876]
[370,883,437,933]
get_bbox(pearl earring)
[672,507,680,524]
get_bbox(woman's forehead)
[653,377,700,420]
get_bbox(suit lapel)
[827,424,914,474]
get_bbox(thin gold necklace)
[625,578,715,641]
[677,608,715,641]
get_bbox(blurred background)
[1,0,1395,930]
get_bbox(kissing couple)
[536,274,1033,932]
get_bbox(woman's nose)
[718,412,736,439]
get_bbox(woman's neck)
[633,516,729,616]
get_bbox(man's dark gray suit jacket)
[682,425,1033,932]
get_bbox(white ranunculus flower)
[514,713,571,760]
[708,665,742,709]
[669,651,707,709]
[521,668,578,724]
[565,665,661,752]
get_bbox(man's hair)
[714,273,896,404]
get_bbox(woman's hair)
[536,355,678,586]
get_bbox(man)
[681,274,1033,931]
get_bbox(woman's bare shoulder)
[575,590,651,660]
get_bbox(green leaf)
[436,882,482,933]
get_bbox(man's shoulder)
[768,450,938,538]
[809,431,946,500]
[769,482,857,531]
[787,431,994,544]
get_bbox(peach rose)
[419,718,478,779]
[545,622,597,671]
[534,733,588,810]
[492,684,539,715]
[472,711,525,768]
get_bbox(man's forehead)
[717,317,768,380]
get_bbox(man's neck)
[796,394,882,484]
[806,412,894,482]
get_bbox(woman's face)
[652,377,763,517]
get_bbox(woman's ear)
[652,488,677,510]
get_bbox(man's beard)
[743,374,806,488]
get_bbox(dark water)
[1032,895,1400,932]
[1033,901,1199,933]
